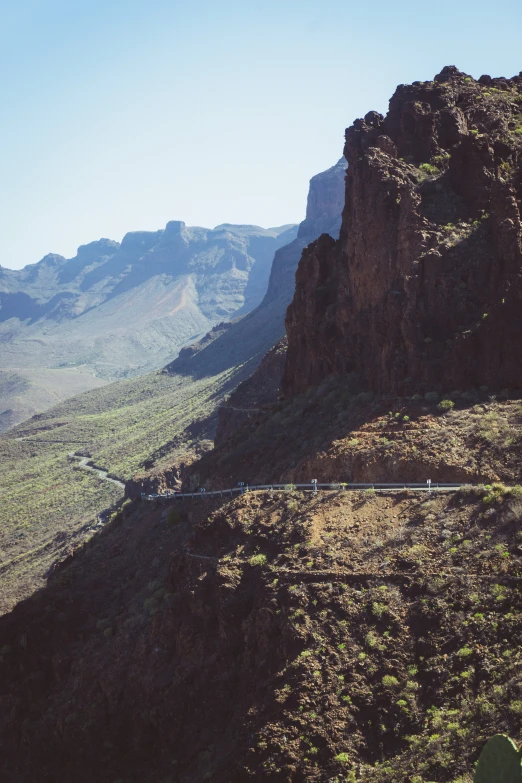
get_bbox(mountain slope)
[0,222,296,430]
[1,475,522,782]
[0,161,345,614]
[2,69,522,783]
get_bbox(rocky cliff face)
[297,157,347,240]
[262,158,347,308]
[283,67,522,397]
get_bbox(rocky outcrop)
[125,466,182,499]
[283,67,522,397]
[297,157,347,240]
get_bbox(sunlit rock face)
[283,67,522,397]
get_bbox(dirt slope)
[1,486,522,782]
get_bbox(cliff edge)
[283,67,522,397]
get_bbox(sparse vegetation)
[0,364,243,613]
[419,162,440,176]
[249,553,267,567]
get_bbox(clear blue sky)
[2,0,522,269]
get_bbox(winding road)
[141,480,464,501]
[69,452,125,490]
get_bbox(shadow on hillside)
[0,489,295,783]
[167,297,285,380]
[190,380,522,489]
[0,495,200,782]
[166,236,311,382]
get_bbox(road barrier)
[140,481,464,501]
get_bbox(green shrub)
[432,152,450,167]
[371,601,387,618]
[438,398,455,412]
[482,483,508,505]
[249,553,267,567]
[382,675,400,688]
[419,162,440,175]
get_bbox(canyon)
[1,69,521,783]
[0,221,296,431]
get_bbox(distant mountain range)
[0,221,297,430]
[165,158,347,380]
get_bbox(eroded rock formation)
[283,67,522,397]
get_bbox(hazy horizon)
[2,0,522,270]
[0,218,301,271]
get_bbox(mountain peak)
[76,238,119,260]
[164,220,187,234]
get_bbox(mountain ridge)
[0,221,297,431]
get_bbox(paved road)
[69,452,125,490]
[141,481,464,501]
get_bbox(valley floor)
[0,364,247,613]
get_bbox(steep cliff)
[262,158,347,311]
[166,158,347,382]
[179,159,346,446]
[283,67,522,397]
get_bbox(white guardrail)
[141,479,463,501]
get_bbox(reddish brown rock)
[283,67,522,397]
